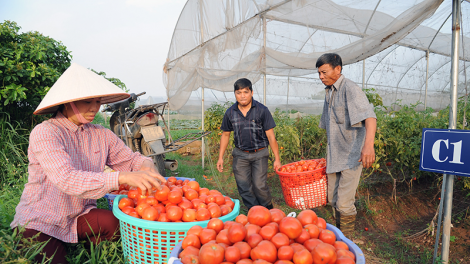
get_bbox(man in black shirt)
[217,78,281,210]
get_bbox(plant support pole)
[200,0,205,169]
[362,60,365,89]
[263,15,267,105]
[440,0,460,262]
[425,50,429,110]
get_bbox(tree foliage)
[0,20,72,127]
[90,69,129,93]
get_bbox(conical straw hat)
[34,63,130,115]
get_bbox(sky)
[0,0,187,99]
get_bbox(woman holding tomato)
[10,63,166,264]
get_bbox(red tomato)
[214,195,225,205]
[304,224,320,239]
[303,238,323,252]
[259,225,277,240]
[223,221,235,230]
[180,255,199,264]
[179,246,200,258]
[277,245,294,261]
[168,191,183,204]
[166,206,183,221]
[187,225,203,237]
[246,233,263,248]
[233,241,252,259]
[336,249,355,261]
[228,223,247,243]
[118,197,135,210]
[311,243,336,264]
[297,210,318,226]
[215,229,232,245]
[196,208,211,221]
[220,205,232,216]
[294,229,311,244]
[224,246,241,263]
[207,218,224,233]
[167,177,177,184]
[279,217,303,239]
[316,217,327,229]
[153,203,166,214]
[182,209,197,222]
[182,234,201,249]
[127,210,139,218]
[270,209,286,224]
[121,206,135,215]
[157,213,169,222]
[155,185,170,201]
[208,205,222,218]
[270,232,290,249]
[247,206,272,227]
[199,228,217,245]
[245,224,261,239]
[318,229,336,245]
[293,249,313,264]
[290,243,306,253]
[198,187,210,196]
[250,240,277,263]
[335,256,356,264]
[187,181,200,191]
[225,199,235,210]
[141,206,159,221]
[237,260,253,264]
[235,214,249,225]
[333,241,349,251]
[198,243,225,264]
[185,189,199,201]
[135,203,150,217]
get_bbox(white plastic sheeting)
[164,0,470,112]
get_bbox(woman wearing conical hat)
[10,63,166,264]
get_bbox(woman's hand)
[118,160,167,195]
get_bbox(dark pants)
[18,208,120,264]
[232,147,273,210]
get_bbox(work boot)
[335,210,341,229]
[340,214,356,238]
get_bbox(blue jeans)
[232,147,273,210]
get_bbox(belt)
[239,147,266,153]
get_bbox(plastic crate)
[168,223,365,264]
[104,177,195,210]
[276,160,327,210]
[113,195,240,264]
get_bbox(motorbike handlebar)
[136,92,146,97]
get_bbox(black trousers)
[232,147,273,210]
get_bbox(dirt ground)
[178,154,470,263]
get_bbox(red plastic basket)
[276,159,327,210]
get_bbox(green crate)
[112,195,240,264]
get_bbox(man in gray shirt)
[317,53,377,238]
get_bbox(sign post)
[421,1,461,263]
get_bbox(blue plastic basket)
[113,194,240,264]
[104,177,195,210]
[169,223,365,264]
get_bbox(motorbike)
[101,92,211,177]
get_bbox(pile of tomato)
[278,159,326,173]
[116,177,235,222]
[178,206,356,264]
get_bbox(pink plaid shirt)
[11,112,151,243]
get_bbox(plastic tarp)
[164,0,470,111]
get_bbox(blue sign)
[420,128,470,177]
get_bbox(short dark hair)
[316,53,342,70]
[234,78,252,92]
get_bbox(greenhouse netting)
[164,0,470,114]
